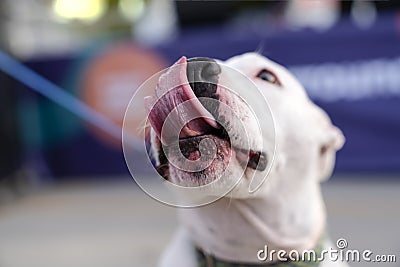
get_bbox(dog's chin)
[162,134,233,187]
[153,129,268,190]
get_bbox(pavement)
[0,175,399,267]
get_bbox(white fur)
[155,53,347,267]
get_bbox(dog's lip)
[177,133,268,172]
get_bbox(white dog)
[145,53,346,267]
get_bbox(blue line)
[0,50,140,148]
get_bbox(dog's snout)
[187,57,221,85]
[187,58,221,100]
[186,57,221,117]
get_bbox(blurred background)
[0,0,399,266]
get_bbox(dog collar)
[195,234,325,267]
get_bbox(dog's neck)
[178,179,326,263]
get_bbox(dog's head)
[145,53,344,199]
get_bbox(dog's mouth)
[145,57,267,184]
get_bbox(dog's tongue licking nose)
[145,57,219,145]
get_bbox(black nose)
[187,57,221,99]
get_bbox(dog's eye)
[256,69,280,85]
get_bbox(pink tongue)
[145,57,218,144]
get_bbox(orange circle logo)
[80,42,167,147]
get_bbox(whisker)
[226,189,234,210]
[255,41,265,55]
